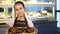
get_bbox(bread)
[8,27,35,34]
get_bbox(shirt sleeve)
[27,18,34,27]
[6,19,14,27]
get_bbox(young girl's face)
[14,3,25,17]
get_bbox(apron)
[8,17,34,34]
[13,17,28,27]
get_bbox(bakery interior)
[0,0,60,34]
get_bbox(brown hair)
[14,1,25,9]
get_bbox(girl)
[6,1,37,34]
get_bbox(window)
[8,8,12,13]
[0,8,4,12]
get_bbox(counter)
[33,19,57,34]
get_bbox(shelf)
[0,19,12,23]
[25,2,55,7]
[0,4,14,7]
[0,2,55,7]
[0,19,12,21]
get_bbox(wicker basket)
[6,28,37,34]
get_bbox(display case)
[24,0,55,21]
[0,0,14,23]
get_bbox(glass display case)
[0,0,14,23]
[0,7,14,23]
[24,0,55,21]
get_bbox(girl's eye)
[15,9,18,11]
[20,8,22,10]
